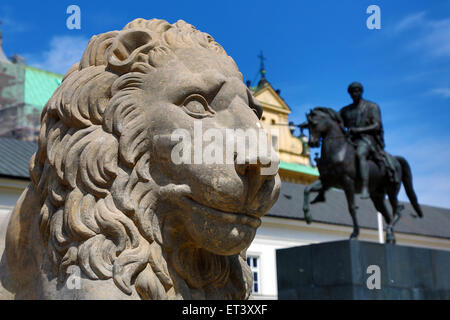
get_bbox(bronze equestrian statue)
[301,83,423,243]
[339,82,398,199]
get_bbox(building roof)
[0,137,449,239]
[279,161,319,176]
[268,181,450,239]
[25,66,63,107]
[0,137,36,179]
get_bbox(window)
[246,255,260,294]
[271,134,279,151]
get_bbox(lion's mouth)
[181,196,261,229]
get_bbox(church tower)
[250,52,318,184]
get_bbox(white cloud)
[0,5,30,34]
[394,12,450,59]
[0,16,29,34]
[430,88,450,98]
[422,19,450,58]
[26,35,89,75]
[394,11,426,33]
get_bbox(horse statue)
[301,107,423,243]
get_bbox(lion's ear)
[106,29,156,74]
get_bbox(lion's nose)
[235,155,279,204]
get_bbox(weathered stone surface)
[0,18,280,299]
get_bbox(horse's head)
[305,107,344,148]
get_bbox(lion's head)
[25,18,280,299]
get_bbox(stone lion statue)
[0,18,280,299]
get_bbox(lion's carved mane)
[28,18,252,299]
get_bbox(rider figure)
[339,82,389,199]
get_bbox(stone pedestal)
[276,240,450,300]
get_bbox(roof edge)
[25,65,64,78]
[279,161,319,176]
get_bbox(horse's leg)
[370,194,394,243]
[386,159,405,239]
[311,189,326,204]
[370,194,392,225]
[388,188,404,228]
[343,185,359,239]
[303,179,323,224]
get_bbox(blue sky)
[1,0,450,209]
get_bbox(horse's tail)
[396,156,423,218]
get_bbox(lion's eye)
[181,94,215,119]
